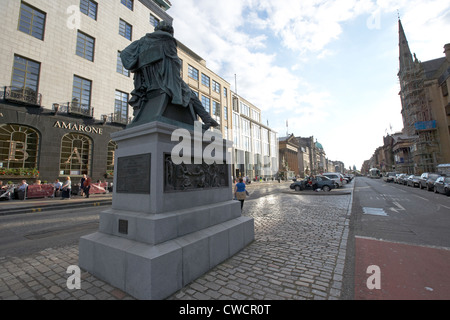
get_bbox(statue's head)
[155,21,174,36]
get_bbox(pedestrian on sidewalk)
[83,175,91,198]
[61,177,71,200]
[234,178,247,210]
[80,174,87,197]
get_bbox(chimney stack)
[444,43,450,63]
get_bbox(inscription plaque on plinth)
[116,154,151,194]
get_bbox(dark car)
[419,173,440,190]
[406,175,420,187]
[423,173,441,191]
[290,175,335,192]
[434,177,450,196]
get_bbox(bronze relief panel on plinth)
[164,154,229,192]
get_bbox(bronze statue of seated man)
[121,21,219,130]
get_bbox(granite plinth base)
[78,121,255,300]
[79,215,254,300]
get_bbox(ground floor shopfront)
[0,103,124,185]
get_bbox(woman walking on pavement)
[234,178,247,210]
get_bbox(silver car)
[322,173,344,188]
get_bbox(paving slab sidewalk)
[0,190,352,300]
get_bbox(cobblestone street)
[0,190,352,300]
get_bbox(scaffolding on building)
[399,54,442,174]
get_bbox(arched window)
[59,133,92,177]
[0,124,39,171]
[106,141,117,175]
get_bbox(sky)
[168,0,450,170]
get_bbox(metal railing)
[101,113,132,125]
[53,102,94,118]
[1,86,42,106]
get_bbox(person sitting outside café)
[0,181,13,201]
[17,180,28,200]
[0,181,6,196]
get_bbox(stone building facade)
[0,0,279,184]
[398,19,450,173]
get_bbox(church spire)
[398,19,414,73]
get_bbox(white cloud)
[169,0,450,168]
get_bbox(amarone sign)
[53,121,103,135]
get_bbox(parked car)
[290,175,335,192]
[397,174,408,185]
[423,174,441,191]
[343,174,353,183]
[322,173,344,188]
[419,173,440,190]
[406,175,420,187]
[383,172,397,183]
[393,173,402,184]
[434,177,450,196]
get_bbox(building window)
[233,113,241,149]
[150,14,160,29]
[114,90,129,123]
[240,102,250,117]
[251,109,260,122]
[18,2,46,40]
[80,0,97,20]
[0,124,39,171]
[212,80,220,93]
[262,128,269,157]
[232,97,239,112]
[116,51,129,77]
[121,0,134,10]
[224,106,228,121]
[106,141,118,175]
[270,132,277,158]
[59,134,92,177]
[76,31,95,61]
[188,65,199,81]
[72,75,92,108]
[201,74,210,88]
[253,124,261,155]
[212,101,221,125]
[119,19,132,41]
[11,55,41,99]
[224,87,228,98]
[201,96,210,112]
[242,119,251,152]
[212,101,221,117]
[442,81,449,97]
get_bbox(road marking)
[393,201,406,211]
[363,207,388,216]
[414,195,429,201]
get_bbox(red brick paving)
[355,237,450,300]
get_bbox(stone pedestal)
[79,121,254,300]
